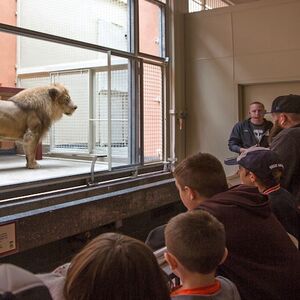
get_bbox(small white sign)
[0,223,16,255]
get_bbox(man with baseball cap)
[269,94,300,202]
[236,147,299,245]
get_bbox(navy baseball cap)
[236,147,284,182]
[270,94,300,113]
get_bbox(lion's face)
[51,86,77,116]
[58,92,78,116]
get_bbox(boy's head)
[173,153,228,210]
[237,147,284,188]
[165,210,226,275]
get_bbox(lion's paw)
[26,161,41,169]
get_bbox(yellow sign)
[0,223,16,255]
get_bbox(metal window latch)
[88,155,107,185]
[164,157,177,172]
[131,167,138,178]
[178,111,188,130]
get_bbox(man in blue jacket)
[228,101,273,154]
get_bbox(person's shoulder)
[233,119,249,127]
[227,184,261,196]
[272,126,300,143]
[271,187,297,202]
[264,119,273,127]
[201,185,260,202]
[216,275,237,289]
[0,264,53,300]
[216,276,241,300]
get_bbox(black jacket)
[270,124,300,202]
[266,187,299,239]
[228,119,273,153]
[199,185,300,300]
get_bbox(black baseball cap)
[270,94,300,113]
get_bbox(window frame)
[0,0,169,173]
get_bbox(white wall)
[184,0,300,174]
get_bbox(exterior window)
[139,0,165,57]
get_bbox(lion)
[0,83,77,169]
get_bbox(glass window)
[0,0,167,170]
[1,0,130,52]
[139,0,165,57]
[16,38,134,168]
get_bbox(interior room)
[1,0,299,293]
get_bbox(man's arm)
[228,123,243,154]
[270,133,297,190]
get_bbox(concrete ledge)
[0,173,179,256]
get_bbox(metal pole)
[107,51,112,171]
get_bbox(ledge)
[0,172,179,256]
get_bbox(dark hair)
[173,153,228,198]
[244,166,283,189]
[64,233,170,300]
[165,210,226,274]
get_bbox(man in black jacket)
[228,102,273,154]
[269,94,300,203]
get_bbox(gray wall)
[184,0,300,174]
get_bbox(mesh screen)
[94,62,129,162]
[50,71,90,153]
[189,0,228,12]
[143,63,162,162]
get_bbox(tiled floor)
[0,155,108,187]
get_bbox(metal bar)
[0,23,135,60]
[89,155,107,185]
[88,69,94,154]
[0,23,166,63]
[107,51,112,171]
[139,61,145,165]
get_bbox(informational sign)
[0,223,16,256]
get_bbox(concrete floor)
[0,154,241,188]
[0,155,108,187]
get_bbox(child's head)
[64,232,170,300]
[165,210,226,275]
[237,147,284,189]
[173,153,228,209]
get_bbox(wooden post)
[35,143,43,160]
